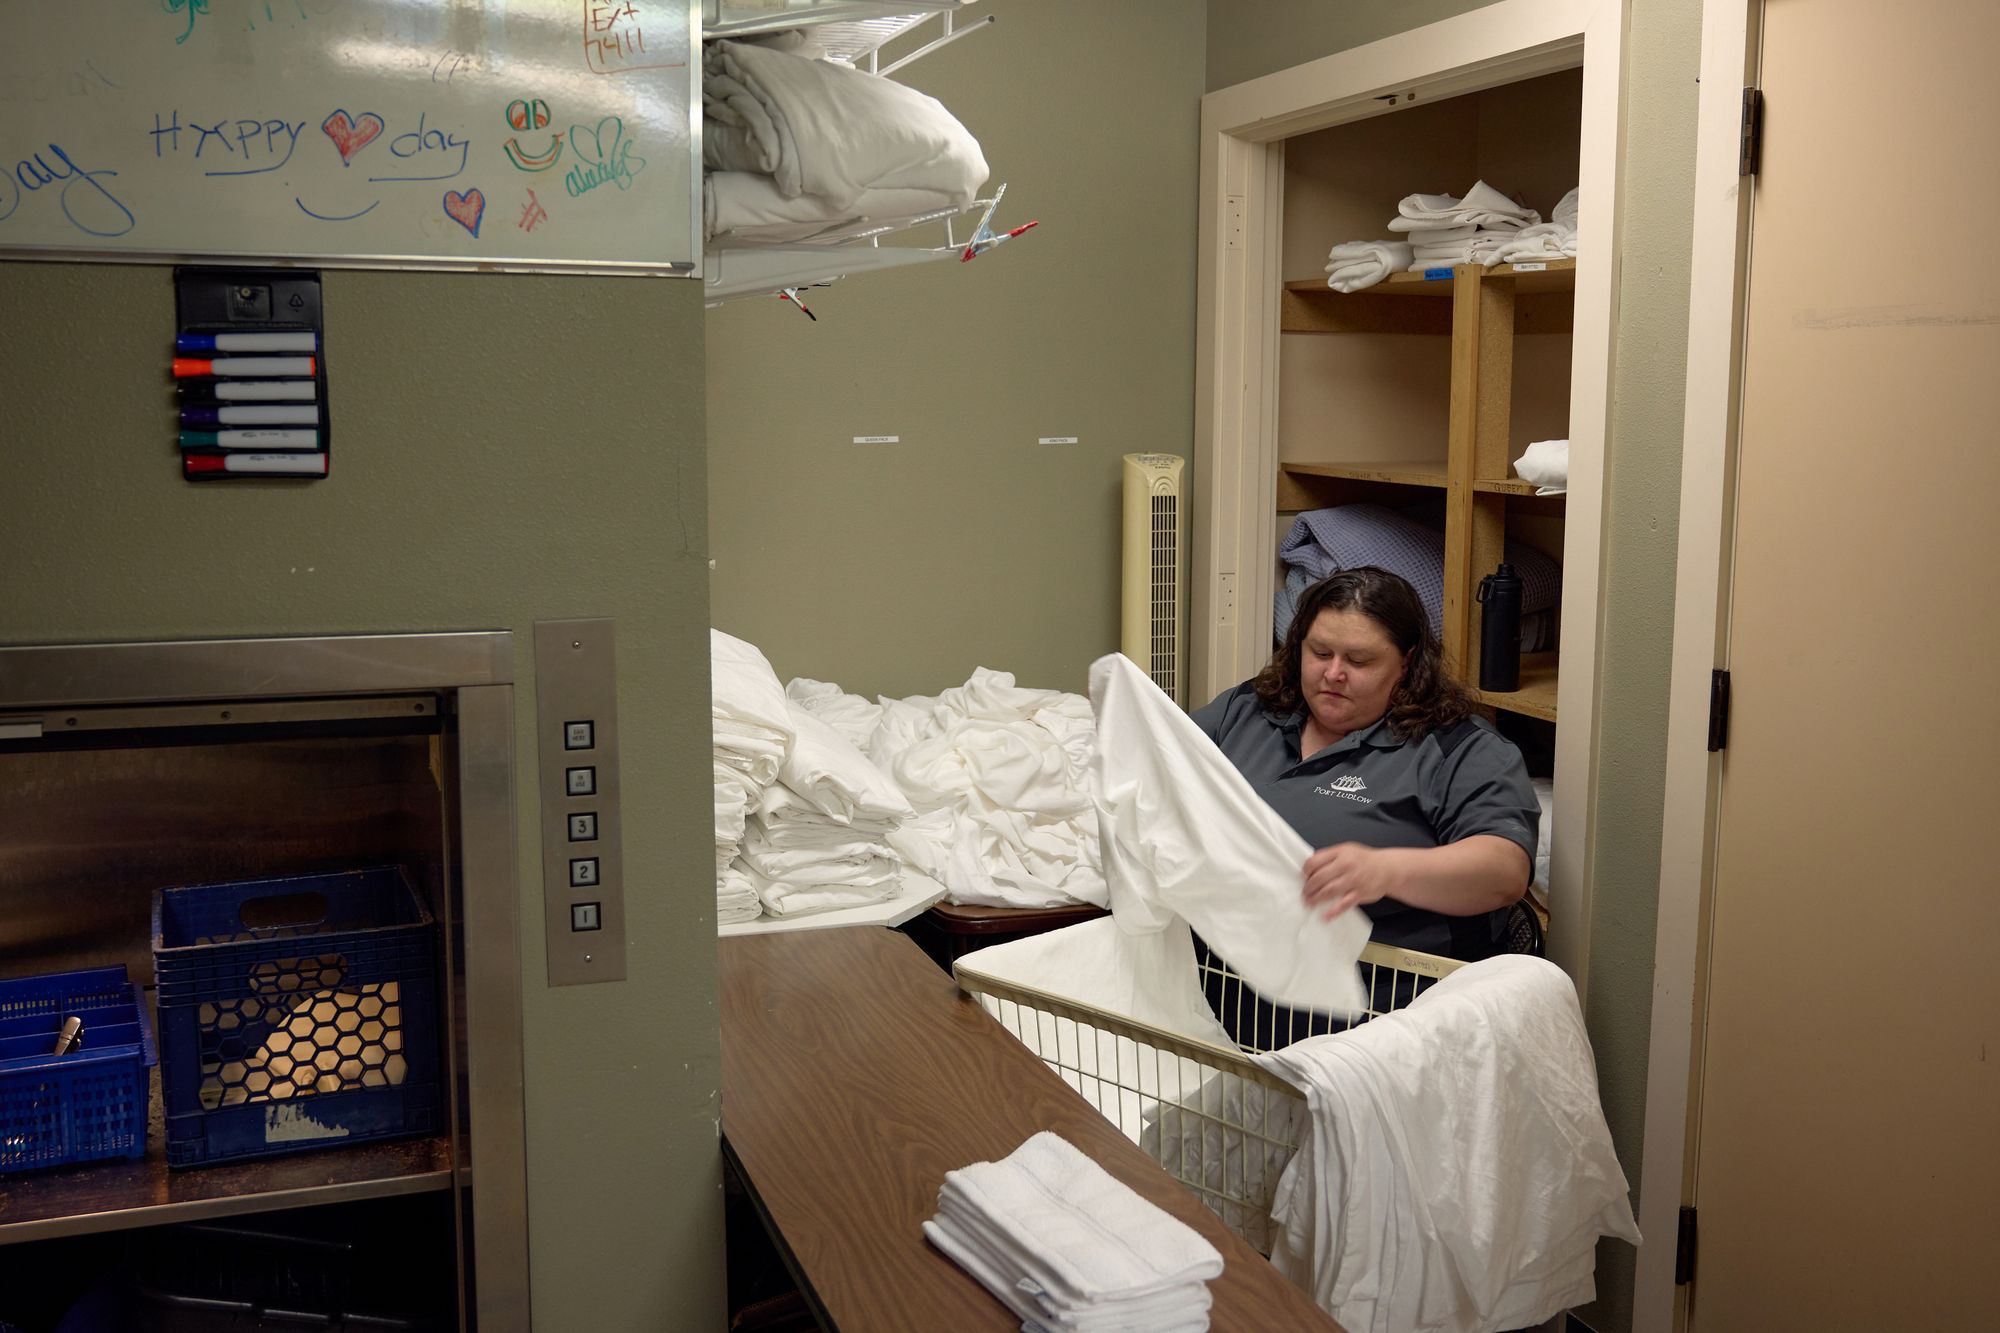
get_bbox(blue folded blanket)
[1274,504,1562,651]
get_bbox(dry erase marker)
[179,429,319,451]
[179,379,318,403]
[175,332,318,354]
[184,452,328,477]
[171,356,316,378]
[181,404,319,427]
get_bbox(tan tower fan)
[1120,453,1187,705]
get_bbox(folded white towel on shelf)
[1388,181,1540,232]
[1410,242,1475,265]
[1392,222,1480,244]
[1513,438,1570,496]
[924,1131,1224,1333]
[1491,222,1577,265]
[1324,240,1414,293]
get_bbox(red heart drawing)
[443,188,486,238]
[321,109,386,165]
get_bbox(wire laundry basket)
[954,940,1465,1254]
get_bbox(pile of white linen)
[873,668,1107,910]
[1513,438,1570,497]
[1256,954,1641,1333]
[924,1131,1224,1333]
[1391,180,1542,270]
[703,35,989,241]
[1089,652,1370,1015]
[741,702,914,918]
[1489,186,1579,266]
[711,630,793,924]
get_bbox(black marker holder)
[173,267,330,482]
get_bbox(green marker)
[178,429,319,451]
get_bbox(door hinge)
[1739,87,1764,176]
[1707,669,1731,752]
[1675,1205,1698,1285]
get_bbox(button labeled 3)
[568,812,598,842]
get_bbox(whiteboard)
[0,0,697,274]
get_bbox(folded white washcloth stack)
[1323,239,1414,293]
[1390,180,1540,271]
[711,630,796,924]
[737,702,915,918]
[1490,186,1579,266]
[924,1132,1225,1333]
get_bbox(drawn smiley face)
[502,99,564,172]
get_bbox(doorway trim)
[1632,0,1760,1329]
[1192,0,1626,989]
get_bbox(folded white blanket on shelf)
[740,859,899,918]
[777,700,913,826]
[1256,955,1640,1333]
[712,630,797,921]
[1324,240,1415,293]
[1513,438,1570,496]
[924,1132,1224,1333]
[1388,180,1540,232]
[1491,222,1578,264]
[1395,223,1480,244]
[705,170,974,243]
[716,862,762,924]
[1090,652,1370,1015]
[703,39,989,210]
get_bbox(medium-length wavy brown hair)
[1254,567,1474,741]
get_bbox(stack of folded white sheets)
[924,1131,1224,1333]
[711,630,794,924]
[1323,239,1414,293]
[740,702,915,918]
[1391,180,1541,270]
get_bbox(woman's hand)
[1302,842,1405,923]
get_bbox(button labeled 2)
[569,857,600,887]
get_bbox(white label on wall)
[852,435,901,444]
[1039,436,1079,445]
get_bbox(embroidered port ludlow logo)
[1314,774,1373,803]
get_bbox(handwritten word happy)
[151,112,306,176]
[563,117,645,199]
[0,141,136,237]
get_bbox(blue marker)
[175,331,318,354]
[181,404,319,427]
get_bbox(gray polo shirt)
[1191,682,1539,959]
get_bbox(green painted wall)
[705,0,1208,700]
[0,261,720,1331]
[1206,2,1702,1328]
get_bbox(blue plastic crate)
[151,867,441,1170]
[0,965,156,1174]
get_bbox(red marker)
[184,452,328,477]
[171,356,317,378]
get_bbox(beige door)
[1689,1,2000,1328]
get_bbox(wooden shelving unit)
[1279,259,1573,720]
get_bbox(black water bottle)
[1477,562,1523,692]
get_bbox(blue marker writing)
[176,332,317,353]
[181,404,319,427]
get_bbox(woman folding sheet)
[1191,567,1540,1041]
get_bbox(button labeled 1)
[569,857,600,887]
[571,902,601,932]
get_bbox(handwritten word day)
[5,99,648,243]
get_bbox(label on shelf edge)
[1511,262,1549,272]
[852,435,900,444]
